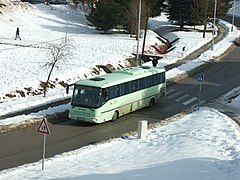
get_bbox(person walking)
[15,27,21,40]
[152,57,158,67]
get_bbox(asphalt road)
[1,45,240,171]
[222,15,240,28]
[1,17,240,171]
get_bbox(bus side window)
[109,87,114,99]
[115,85,120,97]
[146,76,154,87]
[132,80,137,92]
[124,82,130,94]
[162,72,166,83]
[103,89,109,100]
[119,84,124,96]
[153,74,158,85]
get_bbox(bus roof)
[74,66,165,88]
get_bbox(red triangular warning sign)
[37,118,50,135]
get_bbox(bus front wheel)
[112,111,118,121]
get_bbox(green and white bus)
[66,66,166,124]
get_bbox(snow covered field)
[0,1,240,179]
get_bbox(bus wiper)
[84,104,94,111]
[88,106,94,111]
[71,103,94,111]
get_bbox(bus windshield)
[71,85,105,108]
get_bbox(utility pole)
[211,0,217,50]
[136,0,141,67]
[231,0,236,32]
[65,11,69,43]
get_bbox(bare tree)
[42,41,71,97]
[141,0,152,62]
[124,0,139,38]
[140,0,165,65]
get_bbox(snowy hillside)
[0,1,239,122]
[0,2,165,102]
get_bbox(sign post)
[197,73,204,110]
[37,117,50,170]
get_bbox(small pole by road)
[138,120,148,140]
[37,117,50,170]
[197,73,204,110]
[42,134,46,170]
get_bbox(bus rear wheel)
[148,99,155,108]
[112,111,118,121]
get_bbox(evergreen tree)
[114,0,130,31]
[86,0,121,33]
[116,0,164,36]
[191,0,213,25]
[147,0,165,17]
[86,0,165,34]
[167,0,192,30]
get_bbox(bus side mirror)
[66,85,69,94]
